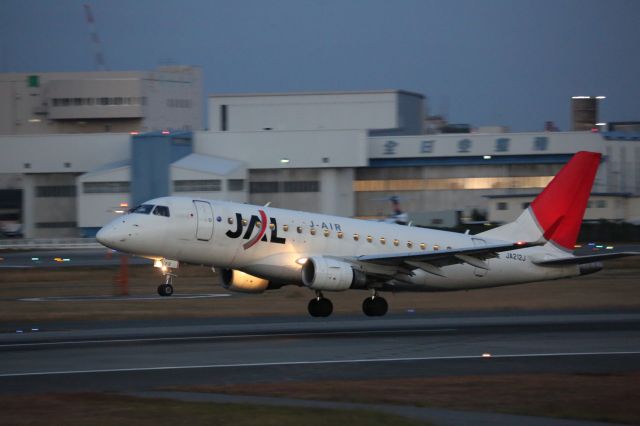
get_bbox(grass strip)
[172,372,640,425]
[0,393,429,426]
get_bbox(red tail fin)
[530,151,601,250]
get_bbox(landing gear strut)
[362,290,388,317]
[308,291,333,317]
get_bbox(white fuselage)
[97,196,580,292]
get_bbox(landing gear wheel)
[362,296,388,317]
[163,283,174,296]
[308,297,333,317]
[157,283,174,297]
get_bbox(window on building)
[221,105,228,131]
[596,200,607,208]
[174,180,221,192]
[35,221,76,229]
[522,202,531,209]
[497,202,508,211]
[83,182,130,194]
[283,181,320,193]
[36,185,76,197]
[249,181,279,194]
[228,179,245,191]
[353,176,555,192]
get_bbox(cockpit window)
[153,205,170,217]
[130,204,154,214]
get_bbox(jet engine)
[220,269,270,293]
[301,256,366,291]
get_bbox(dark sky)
[1,0,638,131]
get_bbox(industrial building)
[0,66,203,135]
[1,85,639,238]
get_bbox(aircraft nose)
[96,222,126,249]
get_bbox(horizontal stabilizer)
[533,251,640,265]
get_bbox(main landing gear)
[362,290,388,317]
[308,291,333,317]
[306,290,389,317]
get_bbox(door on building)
[194,200,214,241]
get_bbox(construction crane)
[83,3,108,71]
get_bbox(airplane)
[96,151,638,317]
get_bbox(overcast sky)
[1,0,638,131]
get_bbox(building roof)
[80,159,130,179]
[171,153,244,176]
[209,89,424,99]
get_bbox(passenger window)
[152,205,170,217]
[131,204,154,214]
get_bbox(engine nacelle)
[301,256,365,291]
[220,269,270,293]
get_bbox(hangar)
[1,84,639,238]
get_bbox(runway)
[1,310,639,395]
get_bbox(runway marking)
[19,294,231,302]
[1,351,639,378]
[0,328,458,348]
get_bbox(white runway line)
[0,328,458,348]
[1,351,639,378]
[19,294,231,302]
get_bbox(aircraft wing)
[532,251,640,265]
[356,241,538,276]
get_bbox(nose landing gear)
[155,259,179,297]
[157,273,175,297]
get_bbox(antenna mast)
[83,3,108,71]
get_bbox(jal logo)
[226,210,286,249]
